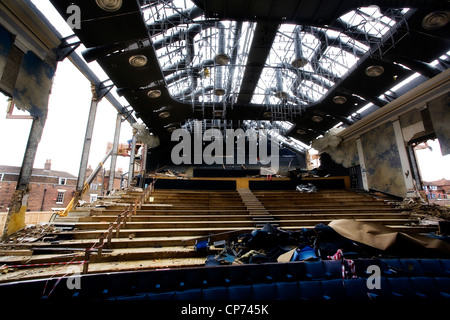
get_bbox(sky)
[0,0,449,182]
[0,0,133,177]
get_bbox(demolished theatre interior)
[0,0,450,312]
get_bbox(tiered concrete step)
[0,188,438,282]
[238,188,274,227]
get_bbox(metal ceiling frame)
[44,0,449,160]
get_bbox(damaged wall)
[427,92,450,156]
[311,128,359,168]
[359,121,406,197]
[311,82,449,198]
[0,24,56,114]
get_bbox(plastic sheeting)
[329,219,450,257]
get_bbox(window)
[90,194,98,203]
[56,190,66,204]
[59,177,67,185]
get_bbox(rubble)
[401,197,450,220]
[205,220,450,267]
[296,183,318,193]
[1,223,55,244]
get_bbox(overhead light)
[311,115,323,123]
[147,89,161,98]
[333,95,347,104]
[158,111,171,119]
[129,55,148,67]
[214,54,230,65]
[96,0,122,12]
[214,88,226,96]
[365,65,384,77]
[263,111,272,118]
[296,129,306,135]
[422,11,450,30]
[213,110,223,117]
[291,57,309,68]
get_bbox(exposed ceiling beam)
[236,22,279,104]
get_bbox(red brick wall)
[0,181,17,211]
[0,181,77,212]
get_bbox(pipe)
[147,6,204,36]
[165,59,214,85]
[214,25,227,99]
[40,189,47,212]
[155,22,226,95]
[274,66,287,99]
[226,21,243,99]
[153,22,224,51]
[292,27,309,68]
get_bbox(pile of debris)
[401,198,450,220]
[295,183,318,193]
[1,223,55,244]
[202,220,450,267]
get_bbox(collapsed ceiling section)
[48,0,450,158]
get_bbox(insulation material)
[329,219,450,256]
[360,121,406,197]
[12,51,55,118]
[311,128,358,168]
[427,92,450,156]
[132,123,160,148]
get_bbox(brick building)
[0,160,128,212]
[423,178,450,200]
[0,160,77,212]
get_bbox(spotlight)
[214,88,226,96]
[365,65,384,77]
[95,0,122,12]
[147,90,161,99]
[214,54,230,65]
[311,115,323,123]
[129,55,148,67]
[158,111,171,119]
[333,96,347,104]
[263,111,272,118]
[296,129,306,135]
[422,11,450,30]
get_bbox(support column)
[356,138,369,191]
[76,83,99,192]
[392,120,415,197]
[127,130,137,188]
[140,143,148,188]
[108,113,122,192]
[2,114,47,238]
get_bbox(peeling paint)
[12,51,55,118]
[360,122,406,197]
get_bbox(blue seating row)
[0,258,448,301]
[106,277,450,301]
